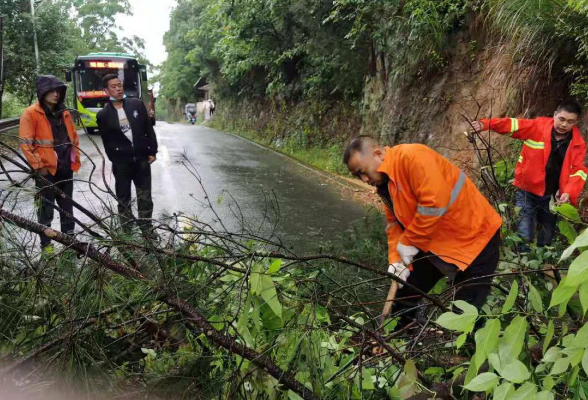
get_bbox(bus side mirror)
[65,70,72,82]
[141,70,148,81]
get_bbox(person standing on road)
[97,74,158,236]
[19,75,81,253]
[343,136,502,324]
[470,100,587,251]
[208,99,215,116]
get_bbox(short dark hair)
[556,99,582,116]
[343,135,379,165]
[102,74,120,89]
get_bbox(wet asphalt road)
[14,122,368,250]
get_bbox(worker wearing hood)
[19,75,81,252]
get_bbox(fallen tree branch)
[0,208,319,400]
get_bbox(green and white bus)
[66,52,153,133]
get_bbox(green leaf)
[267,259,282,274]
[456,332,468,349]
[488,353,502,373]
[361,368,375,390]
[259,301,283,330]
[500,359,531,383]
[580,281,588,315]
[568,349,584,367]
[543,347,562,363]
[510,382,537,400]
[555,203,581,222]
[571,323,588,349]
[208,314,224,330]
[537,391,555,400]
[141,348,156,357]
[424,367,444,378]
[561,228,588,261]
[559,219,578,244]
[542,376,555,391]
[404,359,418,381]
[493,382,515,400]
[528,283,543,313]
[453,300,478,315]
[565,251,588,287]
[569,366,581,386]
[543,320,555,355]
[463,372,499,392]
[498,316,528,364]
[250,263,263,295]
[236,295,254,345]
[397,360,418,398]
[558,300,568,317]
[550,357,570,375]
[474,319,501,367]
[549,277,577,309]
[435,309,477,333]
[535,363,548,373]
[582,348,588,376]
[463,358,479,386]
[259,274,282,319]
[502,281,519,313]
[288,391,304,400]
[314,305,331,324]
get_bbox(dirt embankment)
[363,23,582,169]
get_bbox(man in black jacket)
[97,74,158,235]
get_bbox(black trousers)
[394,228,501,321]
[35,169,75,248]
[112,159,153,230]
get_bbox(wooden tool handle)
[379,281,399,326]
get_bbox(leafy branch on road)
[0,126,588,399]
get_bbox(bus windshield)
[75,61,141,108]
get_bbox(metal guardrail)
[0,117,20,134]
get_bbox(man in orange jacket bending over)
[344,136,502,320]
[471,100,587,250]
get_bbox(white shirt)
[117,107,133,144]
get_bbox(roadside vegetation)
[6,0,588,399]
[1,123,588,398]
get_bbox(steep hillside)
[210,23,576,178]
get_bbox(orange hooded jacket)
[379,144,502,270]
[480,117,587,205]
[19,105,81,175]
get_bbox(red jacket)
[481,117,587,205]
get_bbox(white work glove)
[388,262,410,288]
[397,242,419,266]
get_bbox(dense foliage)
[158,0,588,110]
[158,0,476,105]
[0,0,148,117]
[4,167,588,399]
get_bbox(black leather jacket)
[97,98,158,163]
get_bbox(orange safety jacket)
[19,103,81,175]
[481,117,587,205]
[379,144,502,270]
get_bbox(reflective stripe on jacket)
[481,117,587,205]
[19,103,81,175]
[379,145,502,270]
